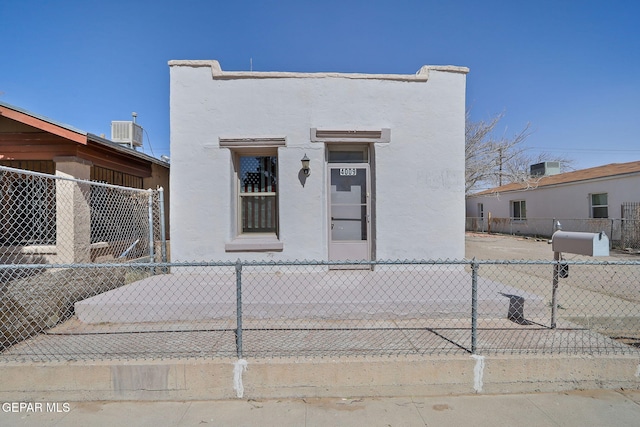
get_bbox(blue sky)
[1,0,638,169]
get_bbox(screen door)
[328,164,370,263]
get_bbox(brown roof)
[471,161,640,196]
[0,100,168,168]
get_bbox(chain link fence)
[1,166,637,362]
[0,165,167,265]
[466,217,640,251]
[1,258,639,362]
[0,165,167,357]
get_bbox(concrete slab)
[413,390,640,427]
[0,401,192,427]
[3,316,635,362]
[2,391,640,426]
[1,330,239,361]
[74,269,547,324]
[521,390,640,427]
[413,393,558,427]
[304,397,426,427]
[181,399,307,427]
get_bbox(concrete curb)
[2,354,639,402]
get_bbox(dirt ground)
[465,232,640,342]
[465,232,640,261]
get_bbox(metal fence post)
[147,191,155,264]
[610,219,614,249]
[550,220,562,329]
[551,251,560,329]
[471,258,479,354]
[157,187,167,263]
[236,259,243,359]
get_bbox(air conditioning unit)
[111,121,143,148]
[530,161,560,177]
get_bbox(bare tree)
[465,110,574,195]
[465,111,530,194]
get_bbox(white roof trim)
[168,60,469,81]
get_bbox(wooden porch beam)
[0,106,87,145]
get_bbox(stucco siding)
[170,63,467,262]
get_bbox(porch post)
[54,156,93,264]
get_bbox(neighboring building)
[465,161,640,241]
[0,101,170,263]
[169,60,469,263]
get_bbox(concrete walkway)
[2,389,640,426]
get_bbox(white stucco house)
[169,60,469,262]
[465,161,640,243]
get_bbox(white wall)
[170,61,468,262]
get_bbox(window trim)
[219,136,286,148]
[310,128,390,143]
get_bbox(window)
[238,155,278,234]
[511,200,526,220]
[219,136,285,252]
[327,145,369,163]
[591,193,608,218]
[0,161,56,246]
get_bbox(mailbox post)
[551,248,561,329]
[549,223,609,328]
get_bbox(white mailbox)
[551,231,609,256]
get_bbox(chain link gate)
[622,202,640,251]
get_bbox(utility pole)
[498,147,503,186]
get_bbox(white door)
[328,164,370,263]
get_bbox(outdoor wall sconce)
[301,153,311,176]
